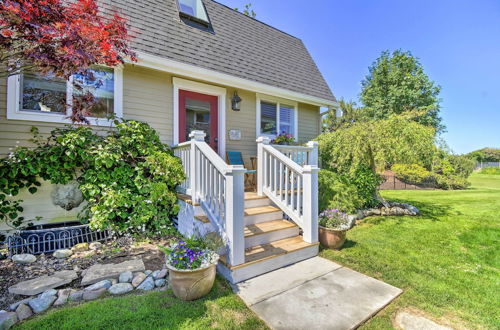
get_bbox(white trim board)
[132,52,339,108]
[172,77,227,157]
[6,67,123,126]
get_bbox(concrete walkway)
[233,257,402,330]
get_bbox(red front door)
[179,90,218,151]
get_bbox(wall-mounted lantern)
[231,91,242,111]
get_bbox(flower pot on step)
[166,262,217,301]
[319,226,347,250]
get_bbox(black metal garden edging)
[6,222,111,256]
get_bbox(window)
[258,98,297,139]
[73,67,115,118]
[177,0,212,31]
[7,67,122,125]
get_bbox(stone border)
[1,267,168,329]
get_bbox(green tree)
[322,99,367,132]
[317,113,436,205]
[234,3,256,18]
[360,50,444,132]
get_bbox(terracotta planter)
[319,226,347,250]
[166,262,217,301]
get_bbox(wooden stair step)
[220,236,319,270]
[194,215,210,223]
[244,220,297,238]
[178,192,269,206]
[244,205,281,216]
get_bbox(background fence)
[379,172,435,190]
[475,162,500,170]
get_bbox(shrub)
[479,167,500,175]
[0,120,185,235]
[434,174,470,190]
[392,163,432,184]
[318,169,379,213]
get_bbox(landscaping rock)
[28,295,57,313]
[15,304,32,321]
[12,254,36,264]
[144,270,152,276]
[111,279,118,285]
[9,270,78,296]
[154,268,167,280]
[81,259,145,286]
[53,249,73,259]
[0,311,17,329]
[119,271,133,283]
[82,288,107,301]
[131,272,147,288]
[40,289,58,299]
[137,276,155,291]
[154,279,166,287]
[89,242,103,250]
[395,311,451,330]
[72,243,89,252]
[85,280,112,291]
[9,298,32,312]
[108,283,133,295]
[68,291,84,302]
[53,289,73,306]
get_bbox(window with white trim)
[7,67,122,125]
[258,99,297,138]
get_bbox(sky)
[219,0,500,154]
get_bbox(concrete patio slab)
[237,257,402,330]
[233,257,342,306]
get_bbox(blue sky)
[220,0,500,154]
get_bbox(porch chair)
[226,151,257,191]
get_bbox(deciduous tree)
[360,50,443,133]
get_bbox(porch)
[173,130,320,283]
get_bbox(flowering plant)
[272,132,295,144]
[164,240,219,271]
[318,209,351,230]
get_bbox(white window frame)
[6,67,123,126]
[172,77,226,157]
[256,93,298,141]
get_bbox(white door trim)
[173,77,227,157]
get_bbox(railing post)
[306,141,319,166]
[225,165,246,266]
[256,136,270,196]
[189,130,206,203]
[302,165,319,243]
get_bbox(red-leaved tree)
[0,0,136,122]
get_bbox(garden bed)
[0,236,171,311]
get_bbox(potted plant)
[272,132,295,145]
[162,236,221,301]
[318,209,352,249]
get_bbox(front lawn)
[321,174,500,329]
[16,277,267,329]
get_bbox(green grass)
[16,277,268,330]
[321,174,500,329]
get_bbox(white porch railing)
[257,137,319,243]
[173,131,246,266]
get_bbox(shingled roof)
[102,0,336,103]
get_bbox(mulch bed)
[0,236,172,310]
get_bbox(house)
[0,0,338,282]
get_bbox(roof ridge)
[207,0,302,41]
